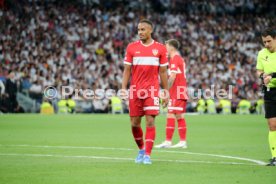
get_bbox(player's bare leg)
[171,113,187,148]
[143,115,156,164]
[267,118,276,166]
[131,116,145,163]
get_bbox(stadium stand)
[0,0,275,113]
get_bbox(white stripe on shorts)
[143,106,159,111]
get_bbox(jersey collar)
[140,39,154,47]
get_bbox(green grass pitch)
[0,114,275,184]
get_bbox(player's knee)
[268,119,276,131]
[167,113,175,119]
[146,121,155,127]
[269,125,276,131]
[131,117,141,127]
[145,116,155,127]
[131,122,140,127]
[175,113,183,120]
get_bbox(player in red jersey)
[121,19,169,164]
[155,39,189,149]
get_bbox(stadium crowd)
[0,0,275,113]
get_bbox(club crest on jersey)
[152,49,158,56]
[262,56,269,62]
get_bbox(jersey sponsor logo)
[135,51,141,54]
[152,49,158,56]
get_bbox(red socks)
[166,118,175,141]
[132,126,144,150]
[177,118,187,141]
[145,126,156,156]
[132,126,156,156]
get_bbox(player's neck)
[170,51,179,58]
[267,47,276,53]
[141,38,154,46]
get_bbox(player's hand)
[162,97,169,108]
[120,89,129,100]
[160,90,169,108]
[263,74,272,86]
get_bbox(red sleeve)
[169,57,178,73]
[159,45,168,67]
[124,44,132,65]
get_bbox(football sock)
[166,118,175,141]
[145,126,156,156]
[132,126,144,150]
[269,131,276,158]
[177,118,187,141]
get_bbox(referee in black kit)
[256,28,276,166]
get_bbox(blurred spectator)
[0,80,5,96]
[0,0,275,113]
[29,80,43,103]
[5,71,18,112]
[92,98,109,113]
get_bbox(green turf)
[0,114,275,184]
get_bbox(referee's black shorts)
[264,87,276,119]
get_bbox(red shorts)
[168,99,187,114]
[129,96,160,117]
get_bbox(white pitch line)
[0,153,257,166]
[0,144,133,151]
[0,144,266,165]
[0,153,132,161]
[155,150,267,166]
